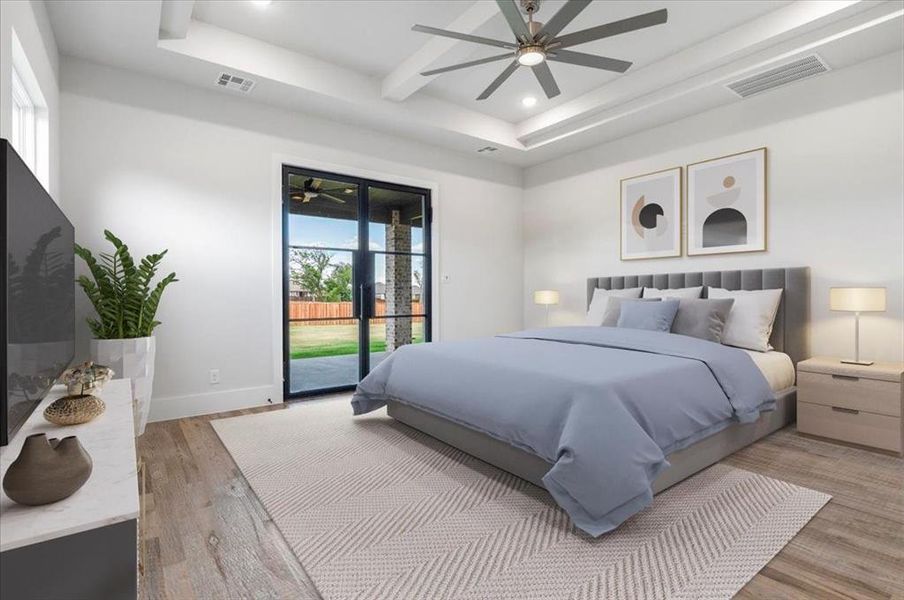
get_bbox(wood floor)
[137,399,904,600]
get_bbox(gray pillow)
[600,297,661,327]
[668,298,735,343]
[617,299,680,332]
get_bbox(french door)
[282,166,432,398]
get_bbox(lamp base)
[840,359,874,366]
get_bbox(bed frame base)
[387,389,795,494]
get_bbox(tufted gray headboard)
[587,268,810,365]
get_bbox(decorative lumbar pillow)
[617,299,680,332]
[707,288,783,352]
[585,287,642,326]
[601,297,661,327]
[642,286,703,299]
[668,298,735,343]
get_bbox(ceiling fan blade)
[536,0,592,42]
[318,193,347,204]
[495,0,532,43]
[412,24,516,50]
[553,8,668,49]
[531,62,561,99]
[477,60,520,100]
[547,50,632,73]
[421,53,514,76]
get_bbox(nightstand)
[797,356,904,455]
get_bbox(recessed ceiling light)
[250,0,272,7]
[521,96,537,108]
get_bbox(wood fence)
[289,300,424,325]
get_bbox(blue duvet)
[352,326,775,537]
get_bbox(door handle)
[359,283,366,320]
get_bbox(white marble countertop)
[0,379,140,552]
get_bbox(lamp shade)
[829,287,886,312]
[533,290,559,306]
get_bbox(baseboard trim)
[148,384,282,422]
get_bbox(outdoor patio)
[289,351,389,394]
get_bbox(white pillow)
[586,287,642,325]
[707,288,783,352]
[642,286,703,299]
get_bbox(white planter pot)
[91,336,156,436]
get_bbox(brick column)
[385,210,412,351]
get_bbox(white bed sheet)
[744,349,795,392]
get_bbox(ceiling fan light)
[517,46,546,67]
[521,96,537,108]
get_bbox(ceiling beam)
[381,1,501,102]
[158,21,524,150]
[159,0,195,40]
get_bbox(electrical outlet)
[209,369,220,385]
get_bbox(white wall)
[61,58,524,421]
[58,48,904,421]
[523,51,904,363]
[0,0,60,198]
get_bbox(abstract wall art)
[687,148,767,256]
[620,167,682,260]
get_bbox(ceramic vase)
[91,336,156,436]
[2,434,93,505]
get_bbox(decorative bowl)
[44,394,106,426]
[59,361,114,396]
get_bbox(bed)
[353,267,810,536]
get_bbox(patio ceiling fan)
[291,178,347,204]
[413,0,668,100]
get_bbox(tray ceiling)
[47,0,904,166]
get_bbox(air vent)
[726,55,829,99]
[216,72,255,93]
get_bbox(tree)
[324,263,353,302]
[290,248,332,300]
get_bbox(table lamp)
[533,290,559,327]
[829,287,886,365]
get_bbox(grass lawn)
[290,321,425,359]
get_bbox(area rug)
[213,399,830,600]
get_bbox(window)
[9,29,49,190]
[10,66,37,173]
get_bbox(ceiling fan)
[291,178,348,204]
[413,0,667,101]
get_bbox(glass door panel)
[366,184,429,375]
[286,172,360,394]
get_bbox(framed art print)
[620,167,682,260]
[687,148,767,256]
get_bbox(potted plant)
[75,231,177,435]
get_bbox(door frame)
[281,164,433,400]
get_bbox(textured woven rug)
[213,400,830,600]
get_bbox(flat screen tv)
[1,139,75,446]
